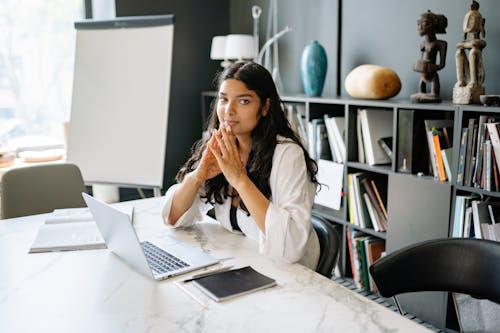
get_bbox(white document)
[29,206,133,253]
[315,159,344,210]
[29,222,106,253]
[45,207,94,224]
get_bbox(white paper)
[315,159,344,210]
[29,222,106,253]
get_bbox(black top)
[230,205,241,232]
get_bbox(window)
[0,0,85,150]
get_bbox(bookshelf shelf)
[456,185,500,199]
[346,162,392,175]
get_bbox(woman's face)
[216,78,268,138]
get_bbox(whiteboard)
[66,15,174,188]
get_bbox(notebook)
[193,266,277,302]
[82,193,219,280]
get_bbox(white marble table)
[0,197,432,333]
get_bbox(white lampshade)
[224,34,255,60]
[210,36,227,60]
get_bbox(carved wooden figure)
[411,10,448,103]
[453,0,487,104]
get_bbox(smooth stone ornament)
[300,40,327,97]
[345,64,401,99]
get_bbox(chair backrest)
[1,163,87,219]
[311,214,340,278]
[369,238,500,305]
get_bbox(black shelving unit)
[202,91,500,330]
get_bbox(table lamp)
[210,34,255,67]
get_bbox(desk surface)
[0,197,432,333]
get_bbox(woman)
[162,61,320,269]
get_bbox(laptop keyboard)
[141,241,190,274]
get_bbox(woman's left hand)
[208,126,247,188]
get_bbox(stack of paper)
[29,206,133,253]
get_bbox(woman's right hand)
[194,134,222,182]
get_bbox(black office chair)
[1,163,87,219]
[369,238,500,314]
[311,214,341,278]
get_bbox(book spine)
[371,180,388,222]
[361,177,387,229]
[432,129,447,182]
[463,118,476,186]
[457,128,468,185]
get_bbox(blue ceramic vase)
[300,40,327,97]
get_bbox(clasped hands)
[195,125,246,189]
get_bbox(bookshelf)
[202,91,500,329]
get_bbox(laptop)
[82,193,219,280]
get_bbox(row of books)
[396,110,455,181]
[457,116,500,191]
[356,109,393,166]
[287,104,346,163]
[346,228,385,292]
[347,172,388,232]
[287,106,397,167]
[423,119,453,182]
[452,195,500,241]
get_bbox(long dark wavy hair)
[177,61,318,212]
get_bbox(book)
[457,127,468,185]
[463,206,473,238]
[360,177,387,231]
[45,207,94,224]
[308,119,331,160]
[351,173,372,229]
[432,128,447,182]
[363,237,385,292]
[345,227,358,284]
[472,117,490,187]
[347,173,357,225]
[483,140,492,191]
[396,109,429,175]
[29,206,133,253]
[287,104,308,146]
[323,114,346,163]
[424,119,453,179]
[192,266,277,302]
[358,109,393,165]
[356,236,370,291]
[363,193,382,231]
[463,118,477,186]
[441,147,453,183]
[356,110,365,163]
[486,122,500,185]
[452,196,466,238]
[470,200,496,239]
[370,179,388,223]
[29,222,107,253]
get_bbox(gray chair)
[311,214,341,278]
[1,163,87,219]
[369,238,500,315]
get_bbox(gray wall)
[230,0,340,96]
[231,0,500,100]
[113,0,500,190]
[341,0,500,100]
